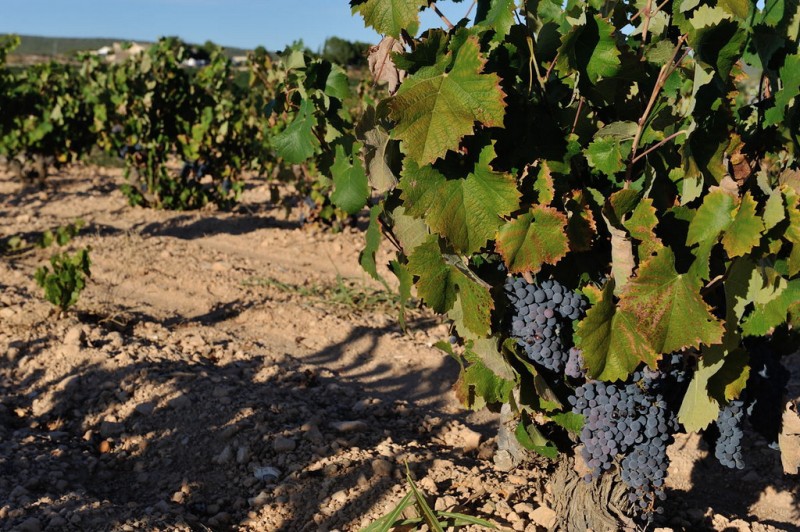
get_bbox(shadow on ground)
[0,313,489,531]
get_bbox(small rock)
[171,491,185,504]
[64,326,84,346]
[48,515,67,528]
[253,466,280,482]
[513,502,536,517]
[371,459,393,477]
[685,508,705,523]
[100,421,124,438]
[530,505,557,529]
[331,490,348,504]
[135,402,156,416]
[107,331,124,348]
[236,445,250,464]
[17,517,41,532]
[214,445,233,464]
[168,394,191,410]
[273,436,296,453]
[249,491,270,509]
[330,420,368,433]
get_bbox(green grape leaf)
[558,14,622,84]
[389,36,506,165]
[721,192,764,257]
[400,144,520,255]
[623,198,663,260]
[548,411,584,434]
[466,336,516,382]
[496,205,569,274]
[763,189,786,230]
[391,259,413,330]
[390,204,429,253]
[360,204,385,283]
[742,278,800,336]
[476,0,516,41]
[686,189,736,246]
[515,419,559,459]
[273,99,319,164]
[350,0,427,38]
[407,236,493,336]
[765,54,800,126]
[619,247,725,354]
[678,357,723,431]
[330,143,369,215]
[457,358,515,409]
[576,279,658,382]
[586,136,627,176]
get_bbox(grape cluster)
[565,347,585,379]
[568,372,674,512]
[504,277,587,373]
[714,400,745,469]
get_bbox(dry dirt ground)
[1,166,798,532]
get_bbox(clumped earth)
[1,167,798,531]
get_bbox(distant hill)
[6,34,252,58]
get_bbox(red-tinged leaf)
[619,248,725,354]
[576,279,659,382]
[496,205,569,274]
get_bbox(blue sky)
[0,0,459,51]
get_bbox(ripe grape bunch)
[568,368,677,513]
[504,277,587,373]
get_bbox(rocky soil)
[1,166,798,531]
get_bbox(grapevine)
[352,0,800,523]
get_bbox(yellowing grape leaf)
[576,280,658,382]
[400,144,520,255]
[407,236,493,337]
[496,205,569,274]
[351,0,427,38]
[623,198,663,260]
[721,192,764,257]
[389,36,506,165]
[619,248,725,354]
[686,189,735,246]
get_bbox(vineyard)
[1,0,800,531]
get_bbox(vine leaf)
[476,0,516,42]
[407,236,493,337]
[330,143,369,215]
[350,0,427,38]
[764,53,800,126]
[721,192,764,257]
[686,189,735,246]
[619,248,725,354]
[623,198,663,260]
[586,136,627,176]
[456,353,515,410]
[601,211,635,293]
[557,14,622,85]
[741,278,800,336]
[355,104,400,193]
[532,162,555,206]
[273,99,318,164]
[496,205,569,274]
[565,189,596,252]
[389,36,506,166]
[360,204,384,283]
[576,279,658,382]
[400,144,520,255]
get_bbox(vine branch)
[430,2,455,30]
[631,129,688,163]
[626,34,689,180]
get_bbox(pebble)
[330,420,368,433]
[168,394,191,410]
[249,491,269,509]
[17,517,41,532]
[331,489,347,504]
[253,466,280,482]
[64,326,84,346]
[371,459,393,477]
[100,421,124,438]
[214,445,233,464]
[135,402,156,416]
[273,436,296,453]
[236,446,250,464]
[530,505,557,528]
[48,515,67,528]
